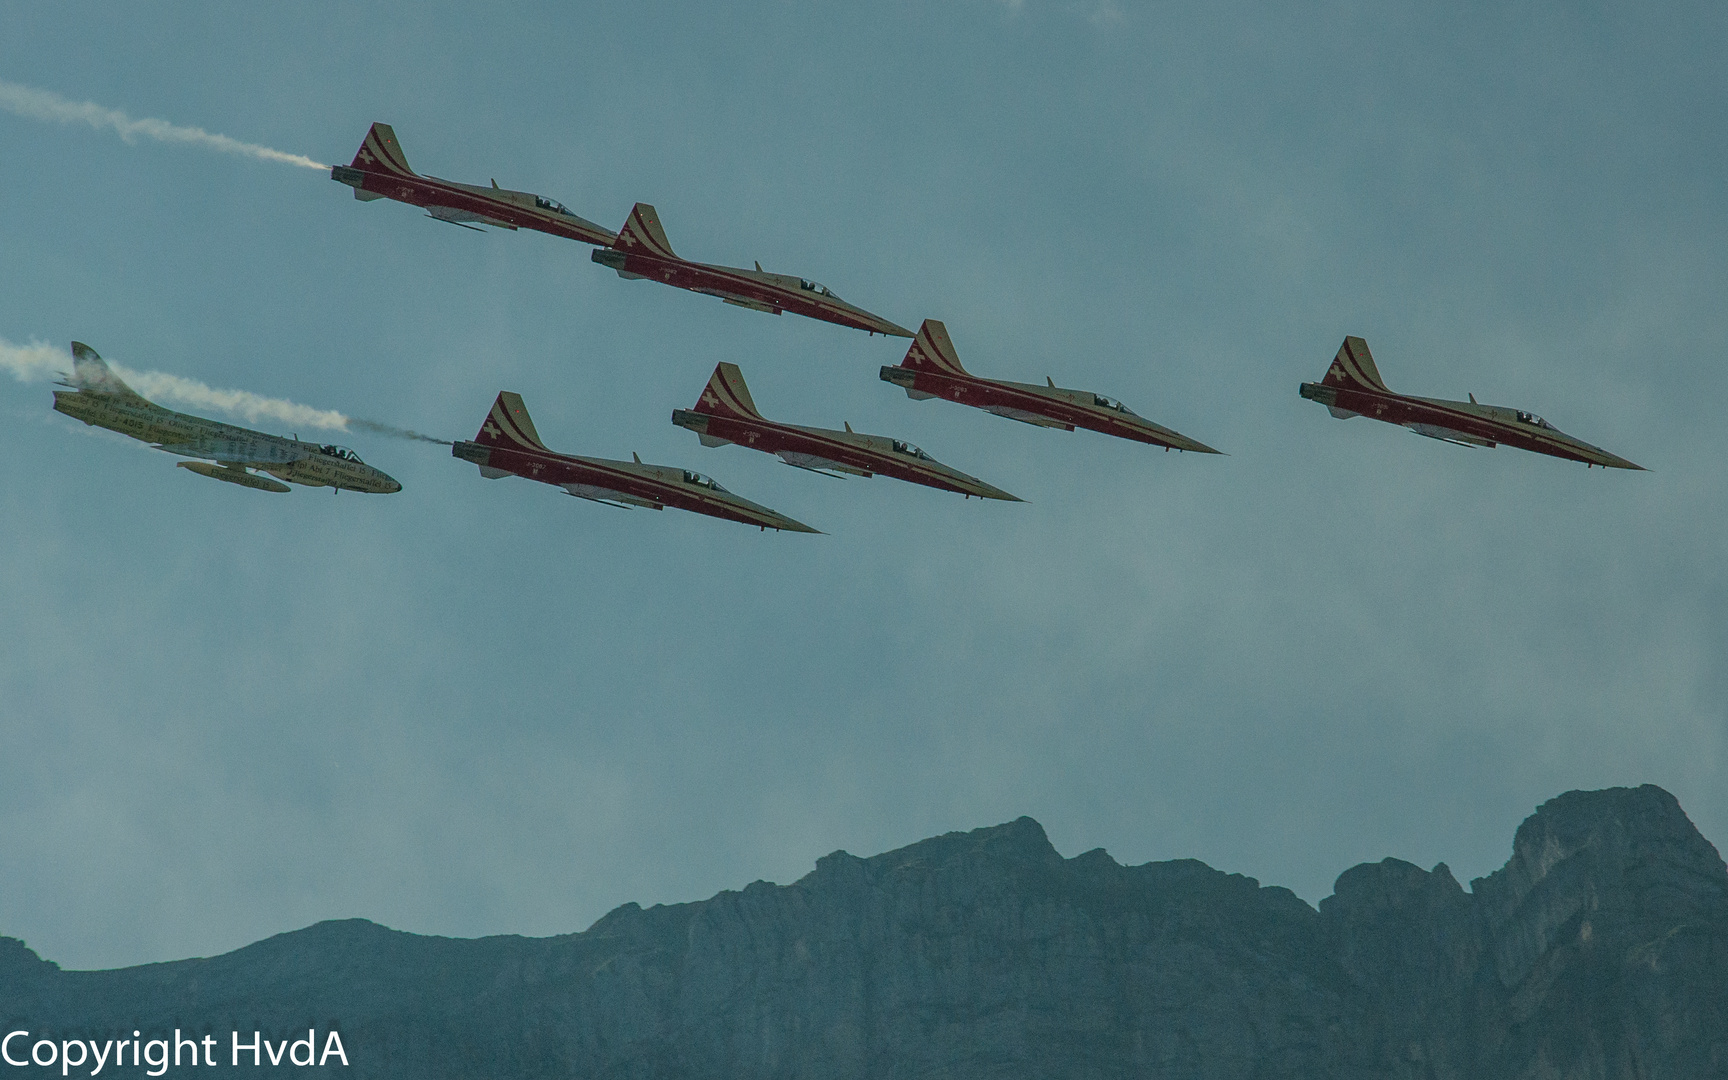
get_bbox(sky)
[2,0,1725,971]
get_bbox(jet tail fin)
[899,320,971,377]
[473,392,548,450]
[1321,336,1390,392]
[612,203,677,258]
[350,122,416,177]
[694,363,763,420]
[69,342,150,404]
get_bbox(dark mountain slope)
[4,785,1724,1078]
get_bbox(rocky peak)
[1473,784,1728,988]
[4,786,1724,1080]
[0,936,56,977]
[1320,858,1477,989]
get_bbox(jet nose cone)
[762,510,821,533]
[1571,440,1643,470]
[970,481,1022,502]
[860,313,913,337]
[384,477,403,493]
[1155,427,1223,454]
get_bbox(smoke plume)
[0,79,327,170]
[3,336,449,444]
[0,338,66,383]
[112,366,350,431]
[345,419,453,445]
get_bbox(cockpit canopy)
[798,279,833,297]
[319,445,363,462]
[682,469,728,492]
[891,440,933,461]
[1515,411,1552,429]
[535,195,575,217]
[1093,394,1137,416]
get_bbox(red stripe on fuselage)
[351,168,616,245]
[695,412,985,495]
[898,369,1211,446]
[613,251,895,334]
[484,443,784,527]
[1328,386,1597,463]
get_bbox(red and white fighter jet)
[331,123,616,245]
[672,363,1020,501]
[880,320,1220,453]
[453,392,818,532]
[591,204,912,337]
[1299,337,1643,469]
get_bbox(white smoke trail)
[345,419,453,445]
[2,336,450,443]
[0,79,327,170]
[110,365,350,431]
[0,338,66,383]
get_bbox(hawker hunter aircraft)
[51,343,401,494]
[880,320,1220,453]
[672,363,1020,501]
[331,123,616,245]
[590,204,912,337]
[453,392,818,532]
[1299,337,1644,469]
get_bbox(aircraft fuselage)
[672,408,1018,501]
[591,203,910,337]
[452,425,816,533]
[881,366,1219,453]
[53,380,400,494]
[593,249,910,337]
[1298,337,1642,470]
[880,320,1219,454]
[332,123,616,246]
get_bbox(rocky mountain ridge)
[4,784,1725,1078]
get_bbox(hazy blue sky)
[2,0,1724,970]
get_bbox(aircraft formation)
[47,122,1644,528]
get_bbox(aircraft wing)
[426,204,518,230]
[155,436,311,466]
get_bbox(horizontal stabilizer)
[176,460,291,493]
